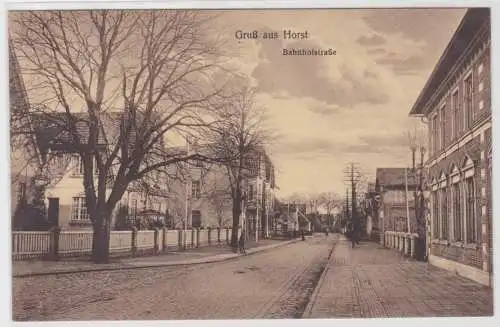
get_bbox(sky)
[213,8,467,198]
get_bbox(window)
[130,195,138,217]
[432,115,439,155]
[191,210,201,228]
[71,155,99,176]
[464,74,473,127]
[440,188,449,240]
[465,177,477,243]
[71,197,89,221]
[432,191,439,238]
[392,190,404,204]
[452,90,460,138]
[440,105,446,148]
[453,183,462,241]
[191,180,201,198]
[72,155,84,176]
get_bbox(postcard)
[8,5,493,321]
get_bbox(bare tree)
[317,191,341,220]
[207,81,274,248]
[205,179,232,228]
[10,10,230,263]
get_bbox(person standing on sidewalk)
[346,222,356,248]
[238,228,247,254]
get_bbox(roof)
[375,168,417,188]
[409,8,490,116]
[166,143,276,186]
[31,111,144,156]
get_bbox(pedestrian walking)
[346,222,355,248]
[238,228,246,254]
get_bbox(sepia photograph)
[6,2,494,322]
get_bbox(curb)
[301,234,339,318]
[13,237,303,278]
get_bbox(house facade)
[408,8,492,286]
[276,202,306,234]
[376,168,418,243]
[11,43,169,230]
[163,144,277,239]
[244,150,277,240]
[41,153,168,230]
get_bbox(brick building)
[376,168,418,243]
[408,8,492,286]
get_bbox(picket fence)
[12,227,237,261]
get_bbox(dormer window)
[71,155,99,177]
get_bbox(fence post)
[196,228,200,248]
[49,227,61,261]
[178,229,183,251]
[131,227,138,257]
[162,227,167,252]
[217,227,221,244]
[410,234,417,258]
[191,229,195,248]
[226,228,230,245]
[153,228,160,254]
[208,227,212,246]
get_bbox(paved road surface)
[303,235,493,318]
[14,234,493,321]
[13,235,335,321]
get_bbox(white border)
[1,2,498,327]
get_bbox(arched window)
[462,156,476,243]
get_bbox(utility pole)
[343,162,362,236]
[184,136,191,250]
[345,188,350,232]
[405,167,411,233]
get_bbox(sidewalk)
[303,235,493,318]
[13,237,300,278]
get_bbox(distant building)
[408,8,492,286]
[275,202,307,233]
[164,144,277,239]
[376,168,418,240]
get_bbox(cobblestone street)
[13,235,336,321]
[303,235,494,318]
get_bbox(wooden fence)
[12,227,238,261]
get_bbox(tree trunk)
[230,197,241,249]
[91,211,111,264]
